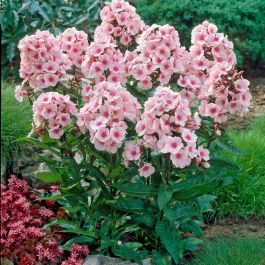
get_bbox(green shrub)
[1,83,32,171]
[214,114,265,217]
[189,237,265,265]
[1,0,103,80]
[137,0,265,68]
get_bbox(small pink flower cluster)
[77,81,141,153]
[1,176,90,265]
[135,87,209,168]
[122,140,156,177]
[191,21,236,67]
[61,243,89,265]
[95,0,145,47]
[58,27,89,68]
[127,24,188,89]
[0,176,60,264]
[18,30,71,90]
[178,21,251,123]
[81,40,126,84]
[198,74,252,123]
[15,83,28,102]
[33,92,77,139]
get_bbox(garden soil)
[204,217,265,239]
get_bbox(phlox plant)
[15,0,251,264]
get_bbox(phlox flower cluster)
[135,87,209,168]
[81,40,126,84]
[16,0,252,171]
[33,92,77,139]
[95,0,145,47]
[122,140,156,177]
[15,83,29,102]
[178,21,251,123]
[77,81,141,153]
[127,24,189,90]
[58,27,89,68]
[18,30,71,90]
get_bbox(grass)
[189,237,265,265]
[214,114,265,217]
[1,82,32,171]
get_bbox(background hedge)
[137,0,265,71]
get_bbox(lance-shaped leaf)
[35,170,61,183]
[196,194,217,212]
[152,249,172,265]
[114,183,157,197]
[62,236,95,250]
[156,221,180,264]
[112,245,143,264]
[107,199,146,213]
[158,184,173,210]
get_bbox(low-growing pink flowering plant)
[16,0,251,264]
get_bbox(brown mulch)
[203,217,265,240]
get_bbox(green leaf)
[222,176,234,186]
[40,192,76,201]
[99,220,111,240]
[100,239,117,250]
[107,199,146,213]
[158,184,173,210]
[172,176,213,193]
[35,170,61,183]
[85,164,109,194]
[61,229,96,237]
[214,137,244,155]
[112,245,142,264]
[131,213,155,228]
[44,219,79,230]
[152,249,172,265]
[109,166,123,179]
[36,3,53,22]
[181,220,203,236]
[196,194,216,212]
[181,237,202,252]
[164,204,198,222]
[156,221,180,264]
[118,167,138,183]
[62,236,95,250]
[122,242,143,250]
[172,175,216,201]
[210,158,240,171]
[16,137,60,156]
[7,43,15,61]
[115,183,157,197]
